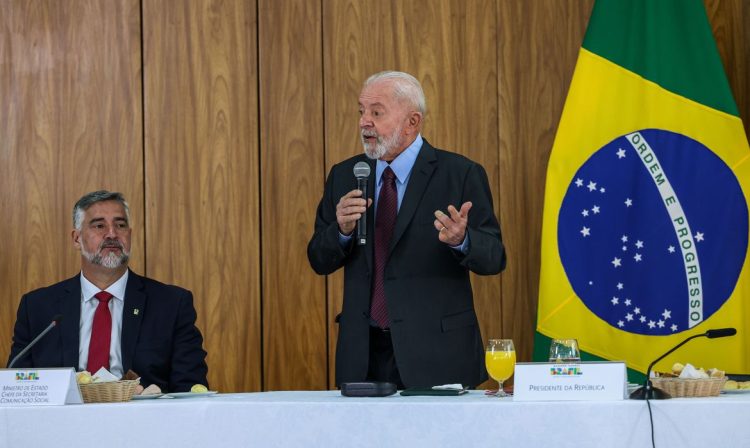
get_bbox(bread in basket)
[79,379,140,403]
[650,377,727,397]
[652,363,727,397]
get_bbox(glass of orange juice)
[485,339,516,397]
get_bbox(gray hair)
[73,190,130,230]
[364,71,426,115]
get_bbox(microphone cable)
[646,397,655,448]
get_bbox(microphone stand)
[7,315,63,369]
[630,329,735,400]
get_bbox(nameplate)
[513,361,626,401]
[0,368,82,406]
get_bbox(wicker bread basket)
[79,379,140,403]
[651,377,727,397]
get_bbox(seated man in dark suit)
[7,190,208,392]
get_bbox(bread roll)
[671,362,685,374]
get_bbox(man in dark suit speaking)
[7,190,208,392]
[308,71,506,388]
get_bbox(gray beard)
[361,124,404,160]
[363,139,388,159]
[81,245,129,269]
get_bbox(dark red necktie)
[87,291,113,373]
[371,167,397,328]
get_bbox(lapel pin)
[133,308,139,316]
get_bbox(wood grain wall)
[0,0,144,365]
[142,0,261,393]
[1,0,748,392]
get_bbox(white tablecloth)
[1,391,749,447]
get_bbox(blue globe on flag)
[558,129,748,335]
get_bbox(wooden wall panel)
[323,0,500,388]
[706,0,750,134]
[259,0,327,390]
[497,0,595,365]
[0,0,143,364]
[142,0,260,392]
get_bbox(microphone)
[353,161,371,246]
[630,327,737,400]
[7,314,63,369]
[706,328,736,338]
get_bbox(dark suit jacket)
[7,270,209,392]
[307,139,506,388]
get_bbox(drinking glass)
[548,338,581,363]
[485,339,516,397]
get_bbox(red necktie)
[87,291,113,373]
[371,167,397,328]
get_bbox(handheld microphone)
[353,161,371,246]
[7,314,63,369]
[630,327,737,400]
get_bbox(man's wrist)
[338,229,353,247]
[449,232,470,254]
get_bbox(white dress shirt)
[78,270,128,378]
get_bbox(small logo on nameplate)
[549,365,583,376]
[15,372,41,381]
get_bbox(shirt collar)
[80,269,129,303]
[376,133,423,185]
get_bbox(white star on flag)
[634,307,640,314]
[612,257,621,267]
[575,178,584,187]
[635,240,644,249]
[611,296,619,305]
[624,299,631,306]
[600,187,606,193]
[617,282,624,290]
[640,316,647,323]
[648,320,656,329]
[624,198,633,207]
[626,313,633,321]
[668,246,676,253]
[695,232,705,242]
[658,320,665,328]
[616,148,627,159]
[662,309,671,319]
[634,253,642,262]
[671,324,678,332]
[582,209,589,217]
[587,181,597,191]
[621,235,628,243]
[617,320,624,327]
[581,226,590,237]
[592,205,601,214]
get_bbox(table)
[1,391,748,447]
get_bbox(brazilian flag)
[536,0,750,379]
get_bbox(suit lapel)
[121,270,146,372]
[390,141,437,253]
[60,275,82,368]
